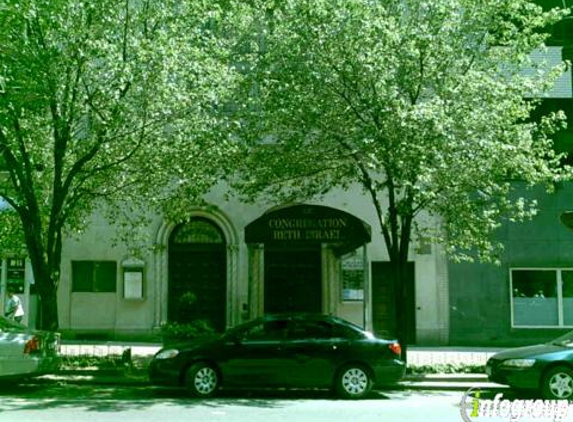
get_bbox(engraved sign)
[245,205,371,254]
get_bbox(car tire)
[335,364,373,399]
[184,362,220,398]
[541,366,573,399]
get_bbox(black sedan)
[149,313,405,399]
[486,331,573,399]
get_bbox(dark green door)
[264,246,322,314]
[168,219,226,332]
[371,261,415,343]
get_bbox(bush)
[160,319,215,344]
[58,355,125,370]
[408,363,485,375]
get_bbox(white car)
[0,315,60,379]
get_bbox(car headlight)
[155,349,179,360]
[501,358,536,368]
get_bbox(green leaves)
[0,0,248,327]
[232,0,571,262]
[0,0,245,233]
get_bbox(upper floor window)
[531,0,573,46]
[529,99,573,168]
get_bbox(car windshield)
[0,314,26,330]
[551,331,573,347]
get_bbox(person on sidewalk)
[4,287,25,324]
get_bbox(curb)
[33,371,505,392]
[398,373,506,391]
[397,381,507,391]
[404,373,488,383]
[37,376,506,392]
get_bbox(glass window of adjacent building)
[562,270,573,326]
[511,268,573,327]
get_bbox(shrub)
[58,355,125,370]
[160,319,215,344]
[408,363,485,375]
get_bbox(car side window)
[241,319,288,342]
[332,324,365,340]
[289,320,333,340]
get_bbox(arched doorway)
[245,204,371,316]
[168,218,226,331]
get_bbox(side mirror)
[225,334,242,346]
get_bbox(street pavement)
[0,385,487,422]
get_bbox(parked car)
[149,313,405,399]
[0,315,60,380]
[486,331,573,399]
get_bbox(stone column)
[321,245,339,316]
[226,243,239,327]
[248,244,265,319]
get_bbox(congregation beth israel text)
[268,218,349,241]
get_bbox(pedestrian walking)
[4,287,25,323]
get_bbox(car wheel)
[184,362,220,398]
[542,366,573,399]
[336,364,373,399]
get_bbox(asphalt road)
[0,382,519,422]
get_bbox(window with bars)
[72,261,117,293]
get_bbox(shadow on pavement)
[0,382,410,413]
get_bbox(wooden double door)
[264,246,322,314]
[168,220,227,332]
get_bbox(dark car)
[486,331,573,399]
[149,313,405,399]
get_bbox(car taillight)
[24,336,40,354]
[388,342,401,357]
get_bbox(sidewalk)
[39,371,503,391]
[58,342,505,364]
[41,342,506,391]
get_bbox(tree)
[0,0,246,330]
[232,0,570,356]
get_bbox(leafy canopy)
[0,0,247,255]
[232,0,570,262]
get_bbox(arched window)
[171,218,224,245]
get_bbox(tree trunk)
[391,255,410,365]
[382,208,413,365]
[22,220,61,331]
[28,258,60,331]
[37,282,59,331]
